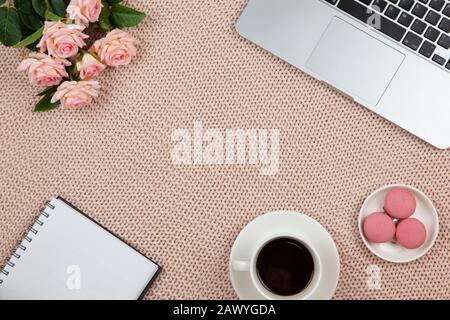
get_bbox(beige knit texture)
[0,0,449,300]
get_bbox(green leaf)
[14,0,43,31]
[32,0,46,17]
[45,9,63,21]
[49,0,67,17]
[34,92,60,112]
[99,1,110,20]
[37,85,58,97]
[13,26,43,48]
[98,0,112,31]
[0,7,23,46]
[99,19,112,31]
[107,0,122,4]
[110,4,145,28]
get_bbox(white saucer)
[358,184,439,263]
[229,211,340,300]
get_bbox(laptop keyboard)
[323,0,450,71]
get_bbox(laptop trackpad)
[306,17,404,106]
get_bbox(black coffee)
[256,238,314,296]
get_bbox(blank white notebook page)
[0,198,159,300]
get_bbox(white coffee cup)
[231,233,322,300]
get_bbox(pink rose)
[52,80,101,109]
[18,53,71,87]
[38,21,89,59]
[67,0,103,26]
[91,29,140,67]
[76,53,106,80]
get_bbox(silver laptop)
[236,0,450,149]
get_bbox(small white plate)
[230,211,340,300]
[358,184,439,263]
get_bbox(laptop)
[236,0,450,149]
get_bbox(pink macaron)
[396,218,427,249]
[384,188,416,219]
[363,212,396,243]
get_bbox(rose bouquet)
[0,0,145,111]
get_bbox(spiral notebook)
[0,197,160,300]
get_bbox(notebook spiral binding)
[0,201,55,285]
